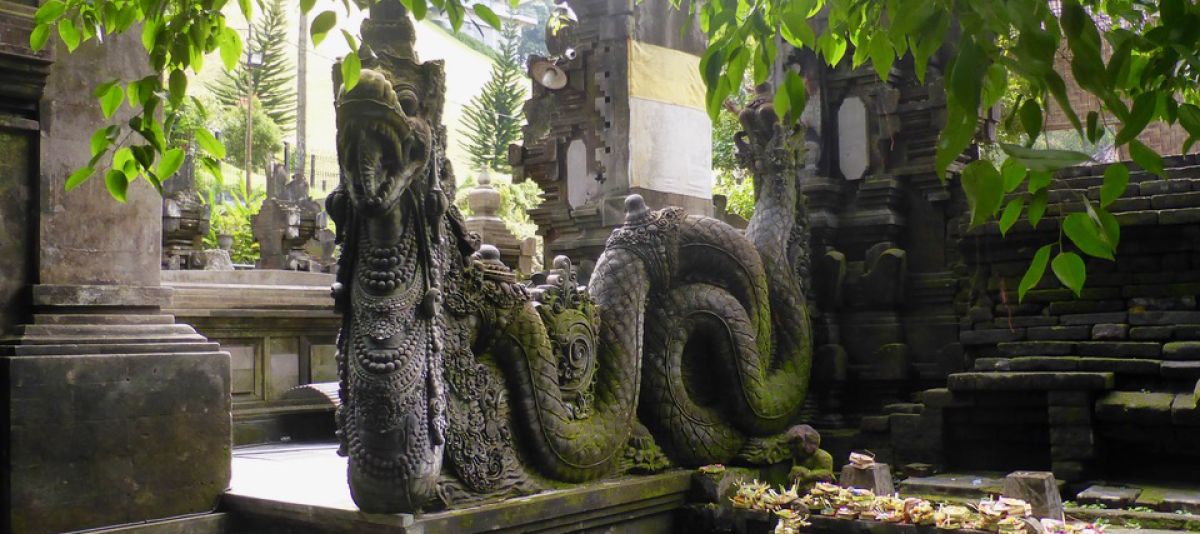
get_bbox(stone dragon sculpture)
[326,5,812,514]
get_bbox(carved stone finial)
[466,169,501,218]
[623,194,650,224]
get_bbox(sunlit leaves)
[195,129,226,159]
[58,18,80,51]
[104,169,128,203]
[29,23,50,51]
[1019,245,1053,302]
[473,4,501,29]
[311,11,337,47]
[1028,189,1048,228]
[341,50,361,92]
[1115,91,1157,145]
[34,0,66,25]
[156,148,185,181]
[219,28,243,71]
[999,197,1023,236]
[1001,158,1026,193]
[65,166,94,191]
[95,81,124,119]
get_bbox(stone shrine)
[462,167,536,274]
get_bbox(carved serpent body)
[329,7,811,513]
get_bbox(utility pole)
[296,4,308,177]
[244,22,254,194]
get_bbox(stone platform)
[222,443,692,533]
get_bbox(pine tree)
[459,24,526,173]
[207,0,297,130]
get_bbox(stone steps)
[1,333,210,346]
[973,357,1200,387]
[947,371,1114,392]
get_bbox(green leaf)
[413,0,429,21]
[238,0,252,20]
[960,160,1005,229]
[982,63,1008,109]
[473,4,501,29]
[141,19,158,52]
[168,69,187,106]
[157,147,185,180]
[89,126,116,157]
[311,11,337,47]
[219,27,242,71]
[195,128,226,159]
[948,36,987,114]
[30,23,50,51]
[65,165,94,191]
[817,31,847,65]
[1178,104,1200,140]
[99,83,124,119]
[869,33,894,81]
[999,197,1024,236]
[104,169,129,202]
[1095,206,1121,251]
[1000,143,1091,172]
[1028,170,1052,193]
[1100,163,1129,208]
[1115,92,1157,146]
[1028,189,1048,228]
[1086,111,1102,144]
[780,70,806,123]
[58,18,80,51]
[1019,100,1043,145]
[1063,212,1114,260]
[1001,157,1026,193]
[935,103,977,180]
[1052,251,1086,297]
[300,0,317,13]
[340,29,358,52]
[1129,139,1164,178]
[34,0,66,25]
[780,1,816,49]
[1019,244,1053,302]
[341,50,361,92]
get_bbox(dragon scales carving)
[328,6,812,513]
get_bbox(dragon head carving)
[334,2,444,219]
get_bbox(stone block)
[1048,406,1093,425]
[1160,490,1200,514]
[1028,326,1091,341]
[995,316,1059,328]
[1129,296,1198,311]
[997,341,1075,356]
[1076,485,1142,509]
[1130,310,1200,326]
[1076,358,1161,375]
[1130,326,1174,340]
[1051,461,1087,482]
[1172,393,1200,426]
[961,328,1026,345]
[1047,391,1092,406]
[1163,341,1200,361]
[947,372,1113,391]
[1003,471,1064,519]
[973,357,1012,371]
[1090,324,1129,341]
[1159,207,1200,225]
[1008,357,1078,371]
[1075,341,1161,358]
[920,388,971,408]
[861,415,891,432]
[1047,300,1125,315]
[839,463,894,494]
[1060,312,1129,325]
[1162,361,1200,381]
[1094,391,1175,424]
[1049,425,1094,448]
[1175,325,1200,339]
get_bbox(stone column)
[464,168,532,273]
[512,0,712,266]
[1,29,230,534]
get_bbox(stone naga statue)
[327,6,812,514]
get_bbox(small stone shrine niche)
[463,168,536,274]
[251,159,328,271]
[161,147,211,270]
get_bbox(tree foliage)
[30,0,1200,296]
[218,97,284,173]
[206,0,297,130]
[459,23,526,173]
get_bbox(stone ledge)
[947,372,1114,391]
[32,284,173,308]
[1094,391,1176,425]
